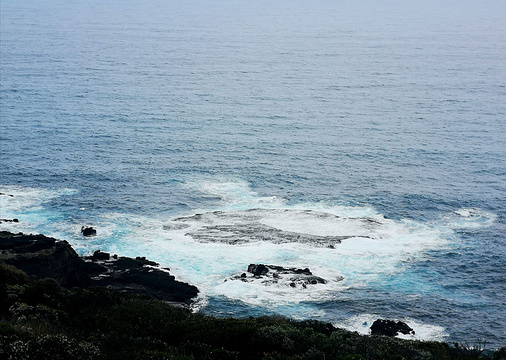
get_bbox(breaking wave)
[0,180,498,343]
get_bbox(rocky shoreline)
[1,230,504,359]
[0,231,198,304]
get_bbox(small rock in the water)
[370,319,415,337]
[0,219,19,223]
[81,226,97,237]
[230,264,329,288]
[248,264,269,276]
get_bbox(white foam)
[258,210,385,238]
[445,208,497,229]
[81,180,451,311]
[0,186,77,212]
[335,314,448,342]
[0,185,78,234]
[184,177,286,210]
[2,180,489,332]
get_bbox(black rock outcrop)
[84,251,198,303]
[229,263,330,289]
[89,250,110,261]
[81,226,97,236]
[370,319,415,337]
[0,219,19,223]
[0,231,198,304]
[0,231,91,287]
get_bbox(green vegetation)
[0,263,503,360]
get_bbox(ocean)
[1,0,505,348]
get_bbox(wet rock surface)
[168,209,378,247]
[0,231,198,304]
[0,219,19,223]
[370,319,415,337]
[228,263,332,289]
[85,253,198,304]
[81,226,97,237]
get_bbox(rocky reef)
[1,231,504,359]
[0,231,198,304]
[167,209,380,248]
[370,319,416,337]
[228,263,333,289]
[0,231,91,287]
[81,226,97,237]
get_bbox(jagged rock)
[248,264,269,276]
[370,319,415,336]
[81,226,97,237]
[0,231,90,287]
[0,231,199,304]
[0,219,19,223]
[83,261,108,276]
[83,253,197,303]
[89,250,110,261]
[0,193,14,197]
[229,264,329,289]
[105,256,158,271]
[135,256,158,267]
[92,266,198,303]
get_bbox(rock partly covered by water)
[370,319,415,337]
[81,226,97,237]
[168,209,378,248]
[0,231,198,304]
[0,219,19,224]
[228,263,330,289]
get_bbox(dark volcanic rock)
[248,264,269,276]
[89,250,110,261]
[230,264,330,289]
[0,231,90,287]
[91,266,198,303]
[100,256,159,271]
[81,226,97,237]
[370,319,415,337]
[85,253,197,303]
[0,231,198,304]
[0,219,19,223]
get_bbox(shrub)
[0,333,100,360]
[0,264,28,285]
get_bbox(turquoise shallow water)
[1,0,505,348]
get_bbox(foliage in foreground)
[0,263,504,360]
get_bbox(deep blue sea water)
[1,0,505,348]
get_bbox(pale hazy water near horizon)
[1,0,505,348]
